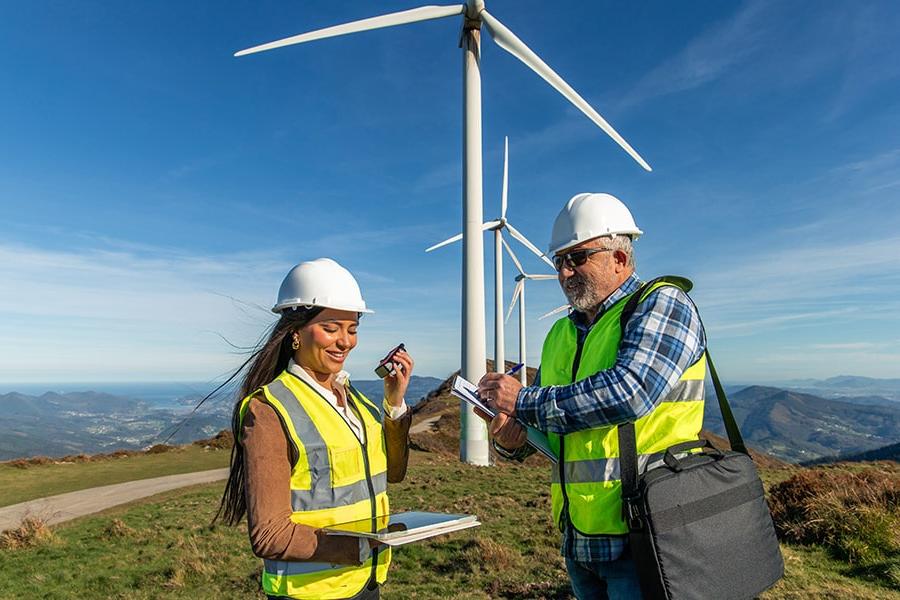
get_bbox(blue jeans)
[566,556,642,600]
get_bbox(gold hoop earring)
[291,338,300,351]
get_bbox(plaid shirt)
[514,273,706,562]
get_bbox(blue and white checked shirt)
[514,273,706,563]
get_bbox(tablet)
[322,511,480,546]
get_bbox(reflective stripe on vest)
[541,278,706,536]
[239,371,391,600]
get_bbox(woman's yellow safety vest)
[541,279,706,536]
[239,370,391,599]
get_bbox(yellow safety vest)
[541,278,706,535]
[239,370,391,599]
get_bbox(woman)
[216,258,413,600]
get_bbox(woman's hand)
[383,349,414,408]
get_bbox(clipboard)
[451,375,558,462]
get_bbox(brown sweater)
[242,395,411,565]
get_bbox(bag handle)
[662,439,724,471]
[617,277,748,503]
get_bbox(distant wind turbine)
[235,1,651,466]
[504,242,556,385]
[539,303,571,321]
[426,136,552,383]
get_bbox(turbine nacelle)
[465,0,486,20]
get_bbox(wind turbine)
[426,136,552,381]
[539,303,571,321]
[235,1,651,466]
[504,243,556,385]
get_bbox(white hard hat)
[272,258,373,314]
[548,193,643,256]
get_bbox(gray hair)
[605,235,635,269]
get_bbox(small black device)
[374,343,405,378]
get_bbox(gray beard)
[562,274,603,314]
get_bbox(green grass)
[764,545,900,600]
[0,446,230,507]
[0,452,897,599]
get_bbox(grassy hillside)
[1,452,897,599]
[0,442,229,507]
[2,369,896,598]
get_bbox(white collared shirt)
[287,360,407,444]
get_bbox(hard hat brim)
[548,230,643,256]
[272,300,374,315]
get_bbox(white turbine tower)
[504,244,556,385]
[426,136,552,380]
[235,1,651,466]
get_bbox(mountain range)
[775,375,900,405]
[3,375,897,463]
[704,385,900,463]
[0,375,442,461]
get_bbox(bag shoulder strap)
[618,275,693,332]
[617,277,748,502]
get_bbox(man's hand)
[478,373,522,417]
[490,413,527,451]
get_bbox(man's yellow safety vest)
[540,278,706,535]
[239,370,391,599]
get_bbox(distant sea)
[0,375,443,411]
[0,382,214,412]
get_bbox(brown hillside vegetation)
[769,462,900,587]
[0,517,55,549]
[2,437,232,471]
[3,448,145,469]
[192,430,234,450]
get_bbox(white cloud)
[0,240,288,382]
[692,235,900,338]
[619,1,775,108]
[0,236,469,383]
[682,228,900,379]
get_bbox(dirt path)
[0,468,228,532]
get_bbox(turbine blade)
[506,223,555,269]
[539,304,571,320]
[480,10,652,172]
[482,219,502,231]
[501,136,509,219]
[506,280,523,324]
[526,274,557,280]
[425,232,462,252]
[235,4,465,56]
[501,237,525,275]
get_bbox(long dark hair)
[214,306,324,525]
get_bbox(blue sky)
[1,0,899,385]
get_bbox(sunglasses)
[553,247,613,272]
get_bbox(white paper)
[450,375,558,463]
[451,375,494,417]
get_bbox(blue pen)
[505,363,524,376]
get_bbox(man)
[478,193,707,600]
